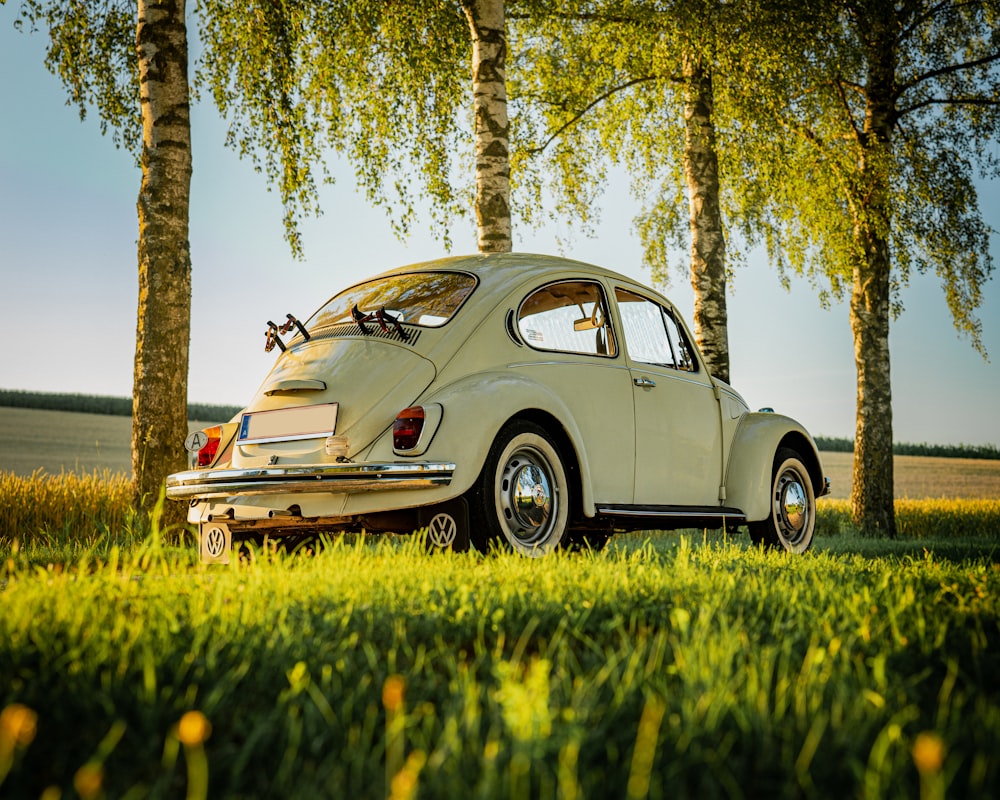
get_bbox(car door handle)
[633,376,656,388]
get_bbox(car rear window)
[305,272,477,330]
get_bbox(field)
[0,407,224,476]
[5,406,1000,500]
[820,450,1000,500]
[2,409,1000,798]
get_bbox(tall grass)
[2,536,998,798]
[4,471,999,550]
[2,472,1000,796]
[0,470,171,562]
[0,469,133,538]
[817,497,1000,539]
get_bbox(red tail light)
[185,425,223,468]
[393,407,425,451]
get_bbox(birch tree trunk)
[682,53,730,383]
[132,0,193,524]
[849,17,896,537]
[463,0,511,253]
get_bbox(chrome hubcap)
[774,466,811,546]
[511,464,551,529]
[498,446,557,547]
[780,479,807,531]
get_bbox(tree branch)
[898,0,989,44]
[833,76,864,143]
[896,50,1000,95]
[524,74,664,155]
[897,0,951,44]
[897,94,1000,117]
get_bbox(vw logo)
[428,513,458,548]
[203,526,228,558]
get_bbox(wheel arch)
[408,372,595,514]
[725,413,826,522]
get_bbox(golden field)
[820,450,1000,500]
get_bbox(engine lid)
[232,337,435,466]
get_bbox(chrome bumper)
[166,461,456,500]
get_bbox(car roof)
[369,252,653,305]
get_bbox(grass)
[1,534,998,798]
[2,472,999,798]
[0,407,134,475]
[817,497,1000,539]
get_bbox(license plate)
[237,403,339,445]
[200,522,232,564]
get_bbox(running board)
[596,504,747,530]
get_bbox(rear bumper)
[165,461,456,500]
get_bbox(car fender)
[724,412,826,521]
[365,369,597,512]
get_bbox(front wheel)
[748,448,816,554]
[469,421,570,557]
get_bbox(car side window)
[615,289,697,372]
[518,281,617,357]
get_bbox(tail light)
[185,425,223,468]
[393,407,425,451]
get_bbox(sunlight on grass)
[1,530,998,798]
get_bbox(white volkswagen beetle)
[168,253,829,560]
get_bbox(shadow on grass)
[609,527,1000,565]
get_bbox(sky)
[2,20,999,447]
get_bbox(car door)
[614,288,723,507]
[511,279,636,505]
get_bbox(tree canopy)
[738,0,1000,533]
[197,0,502,254]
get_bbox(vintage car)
[167,253,829,561]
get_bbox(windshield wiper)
[351,305,410,341]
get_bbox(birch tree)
[198,0,512,254]
[464,0,511,251]
[509,0,760,384]
[15,0,192,524]
[131,0,192,522]
[742,0,1000,535]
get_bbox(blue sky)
[1,20,998,446]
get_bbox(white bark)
[682,53,730,383]
[464,0,511,252]
[133,0,193,521]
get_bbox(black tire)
[749,447,816,553]
[468,420,570,556]
[566,529,610,551]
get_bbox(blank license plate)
[237,403,338,445]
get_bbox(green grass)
[2,473,1000,798]
[2,532,999,799]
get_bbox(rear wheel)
[469,421,570,556]
[749,447,816,554]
